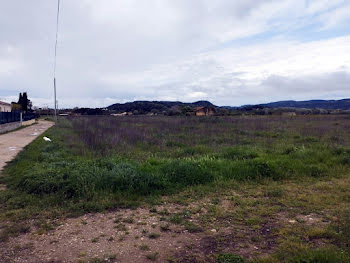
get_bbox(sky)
[0,0,350,108]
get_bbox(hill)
[259,99,350,110]
[107,100,215,114]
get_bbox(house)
[0,101,11,112]
[195,106,216,116]
[111,112,132,116]
[282,112,297,116]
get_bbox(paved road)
[0,120,54,172]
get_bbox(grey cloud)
[262,71,350,94]
[0,1,350,107]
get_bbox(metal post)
[53,0,60,125]
[54,78,57,123]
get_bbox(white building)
[0,101,11,112]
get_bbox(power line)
[53,0,61,123]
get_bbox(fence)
[23,113,39,121]
[0,112,38,125]
[0,112,21,125]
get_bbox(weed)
[169,214,183,224]
[217,253,245,263]
[158,208,170,215]
[140,244,150,251]
[0,223,30,242]
[91,237,99,243]
[290,248,350,263]
[115,224,127,232]
[160,223,171,232]
[122,217,134,224]
[148,233,160,239]
[146,252,159,261]
[184,222,202,233]
[149,207,157,213]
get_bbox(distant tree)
[180,106,193,115]
[17,92,32,112]
[22,92,28,111]
[17,93,23,110]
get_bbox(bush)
[106,162,166,195]
[162,160,214,186]
[12,160,166,199]
[12,158,217,200]
[306,164,326,177]
[224,159,280,181]
[217,253,245,263]
[184,222,202,233]
[341,157,350,166]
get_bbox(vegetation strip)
[0,115,350,262]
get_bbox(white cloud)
[0,45,22,76]
[99,35,350,106]
[320,2,350,29]
[0,1,350,108]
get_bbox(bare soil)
[0,200,288,263]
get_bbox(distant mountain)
[107,100,215,114]
[259,99,350,110]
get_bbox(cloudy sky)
[0,0,350,108]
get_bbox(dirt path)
[0,120,54,173]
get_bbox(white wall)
[0,104,11,112]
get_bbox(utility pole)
[53,0,61,124]
[54,78,57,122]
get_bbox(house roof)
[195,106,215,112]
[0,101,11,106]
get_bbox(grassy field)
[1,115,350,262]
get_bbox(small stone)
[211,229,217,233]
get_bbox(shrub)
[217,253,245,263]
[148,233,160,239]
[160,224,170,232]
[0,223,30,242]
[162,160,214,186]
[306,164,326,177]
[106,162,166,195]
[146,252,159,261]
[284,147,297,155]
[169,214,184,224]
[184,222,202,233]
[341,157,350,166]
[224,159,279,181]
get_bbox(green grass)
[2,125,347,221]
[1,115,350,261]
[217,253,245,263]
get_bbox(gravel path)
[0,120,54,173]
